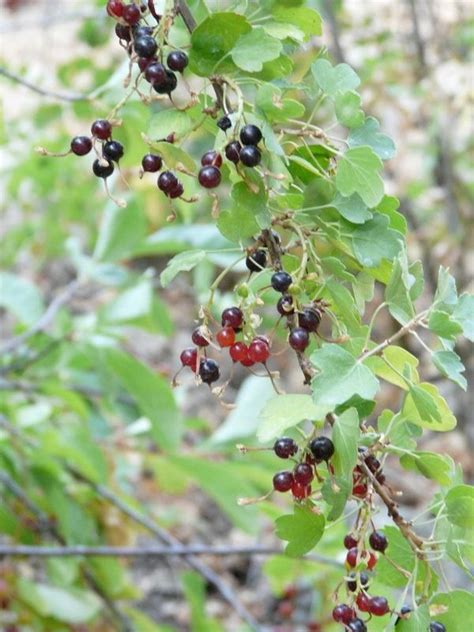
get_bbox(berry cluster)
[352,449,385,497]
[272,435,334,500]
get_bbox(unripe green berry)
[237,283,249,298]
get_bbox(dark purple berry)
[122,3,141,24]
[92,159,114,179]
[191,327,209,347]
[115,23,131,40]
[167,50,188,72]
[239,145,261,167]
[145,62,166,83]
[133,24,153,38]
[70,136,92,156]
[298,307,321,332]
[221,307,243,330]
[271,271,292,292]
[288,327,309,352]
[246,250,267,272]
[273,437,298,459]
[168,181,184,198]
[240,124,262,146]
[134,35,157,58]
[344,534,358,550]
[201,151,222,168]
[91,119,112,140]
[142,153,162,172]
[103,140,124,162]
[293,463,313,485]
[309,436,334,462]
[199,358,220,384]
[277,295,294,316]
[198,166,221,189]
[107,0,124,17]
[429,623,446,632]
[153,70,178,94]
[332,604,355,624]
[347,618,367,632]
[217,116,232,131]
[273,471,294,492]
[225,141,241,163]
[138,56,157,72]
[369,596,390,616]
[158,170,178,193]
[369,530,388,553]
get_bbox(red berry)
[70,136,92,156]
[344,534,358,550]
[352,483,368,497]
[289,327,309,351]
[277,600,293,619]
[191,327,209,347]
[346,548,359,568]
[142,153,162,172]
[240,354,255,367]
[201,150,223,168]
[367,552,377,569]
[369,530,388,553]
[216,327,235,348]
[198,165,221,188]
[332,604,355,624]
[229,342,248,363]
[106,0,124,17]
[122,2,141,24]
[369,596,390,616]
[291,480,311,499]
[273,471,293,492]
[221,307,243,330]
[91,119,112,140]
[180,348,198,371]
[248,338,270,363]
[293,463,313,486]
[356,592,371,612]
[273,437,298,459]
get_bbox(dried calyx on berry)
[217,115,232,131]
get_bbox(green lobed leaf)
[445,485,474,529]
[347,116,396,159]
[429,590,474,631]
[433,266,458,309]
[321,476,352,521]
[331,408,360,484]
[452,293,474,340]
[395,605,431,632]
[258,394,326,443]
[428,310,464,340]
[377,194,407,234]
[335,91,365,128]
[311,59,360,97]
[231,27,282,72]
[375,526,415,588]
[148,109,195,141]
[217,206,260,243]
[366,345,419,390]
[336,146,384,208]
[352,214,403,267]
[432,350,467,390]
[331,192,372,224]
[275,505,325,557]
[400,451,454,486]
[272,7,322,41]
[311,344,379,410]
[402,383,457,432]
[101,347,181,450]
[256,84,305,122]
[385,249,417,324]
[188,13,251,76]
[160,250,206,288]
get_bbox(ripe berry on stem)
[291,480,311,499]
[107,0,124,17]
[145,62,166,83]
[199,358,220,384]
[332,604,355,624]
[201,151,222,168]
[93,159,114,179]
[225,141,241,163]
[115,23,131,40]
[429,623,446,632]
[277,295,294,316]
[216,327,235,348]
[246,249,267,272]
[356,592,371,612]
[293,463,313,486]
[240,124,263,146]
[229,342,248,363]
[158,170,178,193]
[248,338,270,363]
[122,3,141,24]
[70,136,92,156]
[271,271,292,292]
[153,70,178,94]
[134,36,157,58]
[167,50,188,72]
[344,534,358,550]
[198,165,221,188]
[309,436,335,462]
[138,56,157,72]
[191,327,209,347]
[352,482,368,497]
[168,182,184,199]
[369,596,390,616]
[273,471,294,492]
[273,437,298,459]
[347,618,367,632]
[180,348,198,371]
[103,140,124,162]
[298,307,321,332]
[288,327,309,352]
[221,307,243,330]
[142,153,162,172]
[91,119,112,140]
[240,145,261,167]
[369,530,388,553]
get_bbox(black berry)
[429,623,446,632]
[168,181,184,199]
[199,358,220,384]
[288,327,309,352]
[158,171,178,193]
[167,50,188,72]
[153,70,178,94]
[271,271,292,292]
[217,116,232,131]
[145,62,166,83]
[347,618,367,632]
[142,153,162,172]
[70,136,92,156]
[273,437,298,459]
[273,471,294,492]
[115,23,131,41]
[103,140,124,162]
[221,307,243,330]
[198,166,221,189]
[91,119,112,140]
[239,145,261,167]
[277,295,294,316]
[92,159,114,179]
[298,307,321,332]
[347,571,369,592]
[246,250,267,272]
[133,25,153,38]
[134,35,157,58]
[240,124,262,146]
[138,56,157,72]
[309,436,334,462]
[369,530,388,553]
[225,141,241,163]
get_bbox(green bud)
[237,283,249,298]
[288,283,302,296]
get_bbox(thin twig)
[0,278,81,355]
[0,67,90,102]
